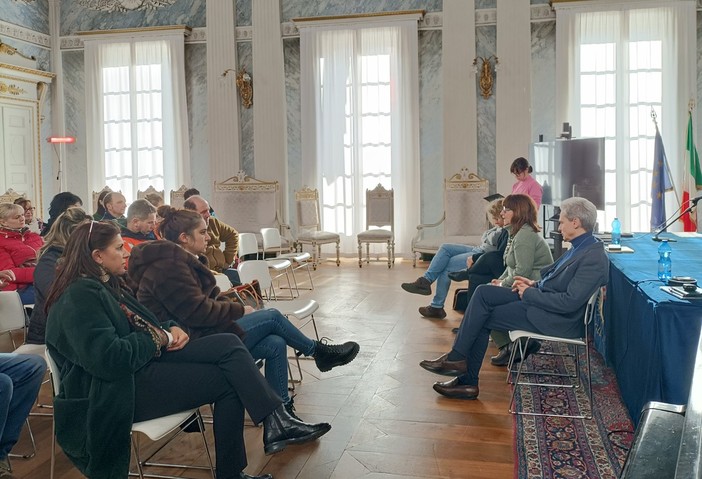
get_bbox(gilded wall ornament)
[0,81,26,96]
[76,0,177,12]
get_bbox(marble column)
[442,0,478,177]
[206,0,241,183]
[252,0,288,218]
[496,0,532,195]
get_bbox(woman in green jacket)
[489,194,553,365]
[45,221,331,479]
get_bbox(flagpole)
[651,108,680,205]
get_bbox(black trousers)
[133,333,282,478]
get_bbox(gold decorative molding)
[214,172,279,193]
[0,81,25,96]
[0,62,55,79]
[77,25,192,36]
[0,41,36,62]
[293,10,425,23]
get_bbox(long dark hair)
[503,194,540,234]
[44,221,121,312]
[42,192,83,236]
[157,205,203,244]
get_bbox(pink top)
[512,175,543,208]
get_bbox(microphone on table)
[652,195,702,242]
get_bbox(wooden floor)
[9,257,514,479]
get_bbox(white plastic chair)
[214,273,233,292]
[241,231,293,299]
[506,287,603,420]
[261,227,314,293]
[45,348,215,479]
[237,260,320,385]
[238,232,260,259]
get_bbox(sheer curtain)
[299,15,420,255]
[555,1,696,232]
[84,31,190,202]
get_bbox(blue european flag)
[651,126,673,231]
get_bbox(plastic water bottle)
[611,218,621,246]
[658,240,672,282]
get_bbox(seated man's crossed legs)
[418,284,542,400]
[401,244,476,319]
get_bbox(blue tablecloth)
[596,234,702,425]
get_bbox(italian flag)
[681,112,702,231]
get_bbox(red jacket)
[0,227,43,291]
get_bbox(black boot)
[284,397,303,421]
[448,269,471,282]
[263,406,331,455]
[313,339,360,372]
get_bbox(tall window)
[300,17,421,254]
[556,3,695,232]
[84,31,190,203]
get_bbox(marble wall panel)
[419,29,443,225]
[0,0,49,34]
[185,43,209,195]
[281,0,442,23]
[62,50,88,203]
[283,38,301,226]
[60,0,206,36]
[475,0,495,9]
[236,0,251,27]
[237,41,254,177]
[531,20,556,142]
[476,25,496,192]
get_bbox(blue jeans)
[237,309,315,404]
[17,285,35,306]
[0,353,46,458]
[424,244,480,308]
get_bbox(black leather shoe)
[262,406,331,455]
[520,339,542,362]
[314,339,360,372]
[433,377,479,400]
[490,344,512,367]
[448,269,470,282]
[419,353,467,376]
[240,472,273,479]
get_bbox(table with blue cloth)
[596,234,702,426]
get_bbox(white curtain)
[84,31,190,202]
[300,16,420,255]
[555,0,696,232]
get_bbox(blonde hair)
[0,203,24,222]
[39,207,91,256]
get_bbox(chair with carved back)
[169,185,188,208]
[0,188,24,204]
[137,185,165,205]
[294,187,340,270]
[357,184,395,268]
[212,172,289,253]
[411,169,490,267]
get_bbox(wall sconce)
[473,56,499,99]
[223,68,253,109]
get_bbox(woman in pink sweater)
[510,157,543,208]
[0,203,43,304]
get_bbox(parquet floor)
[9,257,514,479]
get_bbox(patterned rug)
[513,342,634,479]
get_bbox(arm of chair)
[411,212,446,249]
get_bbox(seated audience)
[419,197,608,400]
[97,191,127,227]
[0,203,43,304]
[26,207,91,344]
[128,206,360,420]
[184,194,240,284]
[41,192,83,236]
[0,353,46,478]
[184,187,215,216]
[401,199,507,319]
[92,189,111,221]
[144,192,164,209]
[45,221,331,479]
[510,157,543,208]
[13,198,44,234]
[121,199,157,257]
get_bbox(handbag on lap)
[220,280,263,310]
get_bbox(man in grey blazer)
[419,197,609,399]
